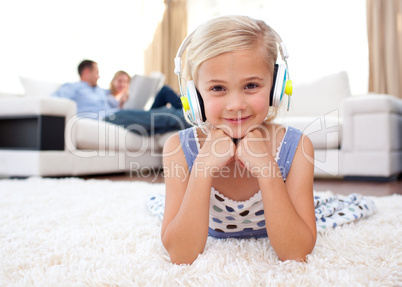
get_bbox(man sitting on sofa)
[52,59,116,120]
[52,59,190,135]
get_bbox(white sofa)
[0,96,174,177]
[275,71,402,180]
[0,71,401,179]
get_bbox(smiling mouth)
[224,116,251,124]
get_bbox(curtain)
[144,0,187,93]
[367,0,402,99]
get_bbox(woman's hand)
[118,93,129,108]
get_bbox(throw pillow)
[19,76,62,97]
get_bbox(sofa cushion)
[277,71,351,117]
[275,116,341,149]
[70,118,158,153]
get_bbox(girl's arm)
[161,130,234,264]
[237,130,317,261]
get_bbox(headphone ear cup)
[196,88,207,122]
[270,63,287,107]
[187,81,206,124]
[269,64,278,107]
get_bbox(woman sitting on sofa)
[107,70,131,109]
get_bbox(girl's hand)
[198,127,235,171]
[235,129,272,177]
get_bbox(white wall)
[0,0,368,95]
[0,0,165,94]
[187,0,368,95]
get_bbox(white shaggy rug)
[0,177,401,287]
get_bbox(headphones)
[174,24,293,126]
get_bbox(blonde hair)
[183,15,281,121]
[109,70,130,96]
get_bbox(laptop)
[123,72,165,110]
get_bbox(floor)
[82,171,402,197]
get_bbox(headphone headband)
[174,25,289,78]
[174,31,195,76]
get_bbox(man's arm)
[51,83,75,99]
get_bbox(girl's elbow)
[169,253,200,265]
[162,236,202,265]
[165,242,201,265]
[278,246,315,262]
[278,254,308,262]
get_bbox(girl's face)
[197,47,272,139]
[113,74,130,95]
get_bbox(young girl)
[161,15,317,265]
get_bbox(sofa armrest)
[0,92,24,98]
[0,96,76,119]
[340,93,402,177]
[0,97,77,151]
[341,94,402,152]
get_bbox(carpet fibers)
[0,177,401,286]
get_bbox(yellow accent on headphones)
[181,96,190,111]
[285,80,293,96]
